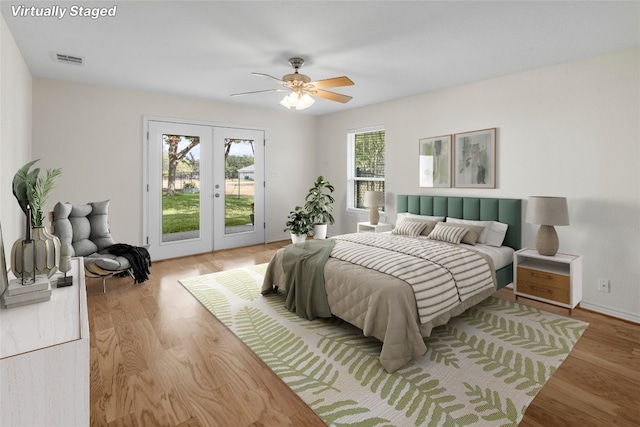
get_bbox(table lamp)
[364,191,384,225]
[525,196,570,256]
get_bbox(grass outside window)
[162,193,253,234]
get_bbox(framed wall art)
[419,134,451,188]
[454,128,496,188]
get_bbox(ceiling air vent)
[54,53,84,66]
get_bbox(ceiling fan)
[231,57,354,110]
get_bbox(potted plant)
[11,159,63,278]
[182,181,199,194]
[284,206,314,243]
[304,175,335,239]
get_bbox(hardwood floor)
[88,242,640,426]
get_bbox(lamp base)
[535,225,559,256]
[369,207,379,225]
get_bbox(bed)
[262,195,522,373]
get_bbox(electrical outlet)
[597,278,610,293]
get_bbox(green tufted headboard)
[396,195,522,288]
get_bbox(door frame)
[142,116,266,260]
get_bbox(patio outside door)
[146,119,264,260]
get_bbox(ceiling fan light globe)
[296,93,315,110]
[287,92,300,106]
[279,96,292,109]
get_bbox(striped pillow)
[442,222,485,245]
[427,223,468,244]
[392,219,428,237]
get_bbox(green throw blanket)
[279,239,335,321]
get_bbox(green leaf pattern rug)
[180,264,588,427]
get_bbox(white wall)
[31,79,317,246]
[317,49,640,322]
[0,15,32,255]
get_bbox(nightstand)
[513,248,582,314]
[357,222,392,233]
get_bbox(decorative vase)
[11,227,61,278]
[291,233,306,244]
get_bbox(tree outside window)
[348,128,385,210]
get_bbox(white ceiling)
[2,1,639,115]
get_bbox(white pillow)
[396,212,445,224]
[486,221,509,247]
[445,218,494,244]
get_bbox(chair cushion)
[89,200,116,251]
[86,252,130,271]
[52,200,115,257]
[69,203,98,256]
[52,202,73,246]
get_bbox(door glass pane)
[162,134,201,242]
[224,138,254,235]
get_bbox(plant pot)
[313,224,328,240]
[290,233,306,244]
[11,227,61,278]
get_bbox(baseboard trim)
[579,301,640,324]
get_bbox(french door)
[146,119,264,260]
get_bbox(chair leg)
[102,276,107,293]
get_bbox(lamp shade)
[363,191,384,208]
[280,92,315,110]
[296,93,315,110]
[526,196,570,226]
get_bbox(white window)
[347,126,385,212]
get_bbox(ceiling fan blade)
[312,76,354,89]
[313,89,353,103]
[251,72,285,83]
[231,88,288,97]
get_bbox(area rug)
[179,264,588,427]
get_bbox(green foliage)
[304,175,335,225]
[225,154,254,179]
[355,130,385,178]
[12,159,62,227]
[161,193,253,234]
[224,196,254,226]
[182,181,197,189]
[284,206,314,236]
[162,192,200,233]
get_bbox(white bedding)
[461,243,514,270]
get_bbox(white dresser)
[0,258,89,426]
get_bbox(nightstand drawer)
[517,266,570,304]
